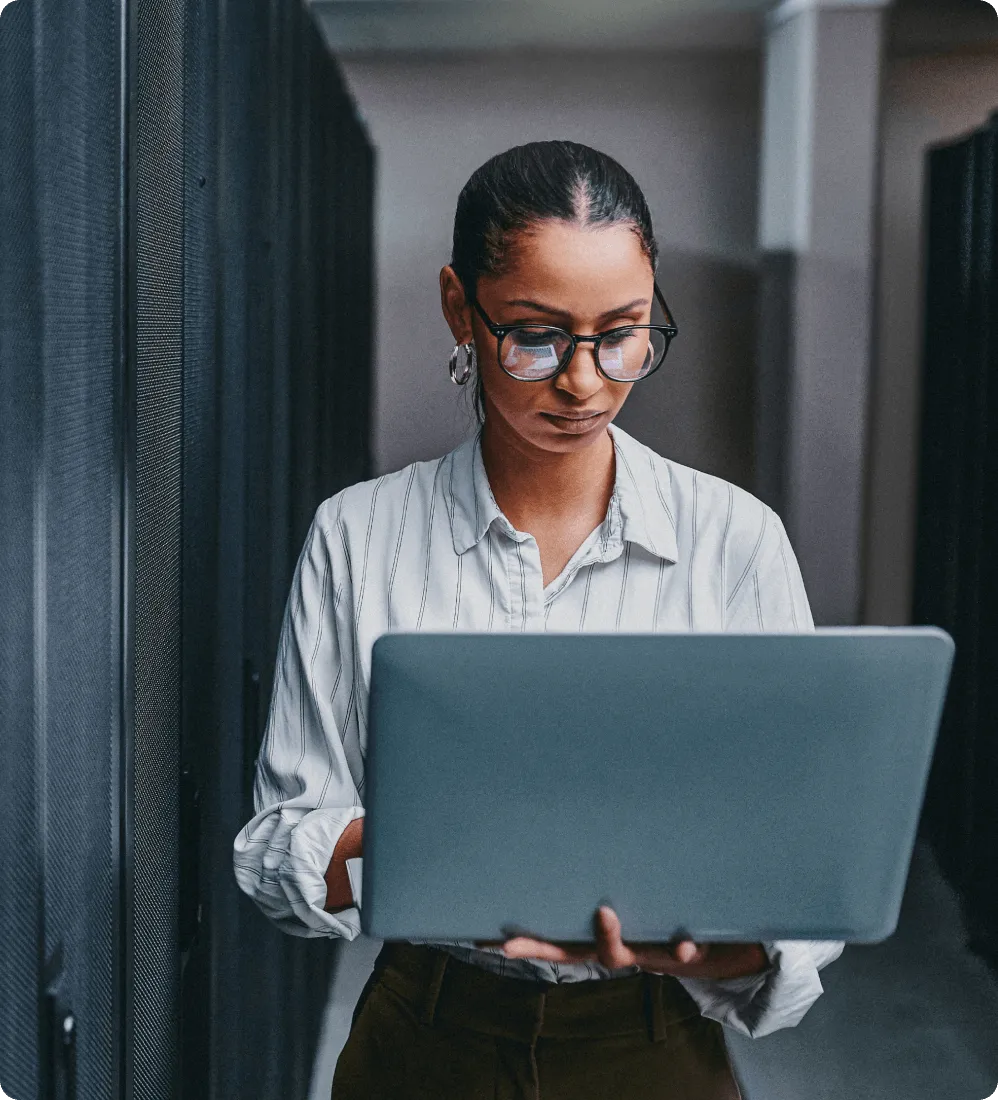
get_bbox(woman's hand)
[484,906,770,981]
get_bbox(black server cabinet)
[913,111,998,971]
[0,0,375,1097]
[0,6,43,1097]
[1,4,126,1100]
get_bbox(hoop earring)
[448,342,476,386]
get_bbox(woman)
[233,140,843,1099]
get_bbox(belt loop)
[643,973,667,1043]
[420,950,449,1026]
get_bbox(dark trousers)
[331,943,743,1100]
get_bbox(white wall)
[864,49,998,625]
[339,51,762,487]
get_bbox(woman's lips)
[540,410,608,434]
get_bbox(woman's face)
[441,220,655,456]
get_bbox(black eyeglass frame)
[469,282,679,383]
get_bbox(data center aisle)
[727,842,998,1100]
[309,843,998,1100]
[309,934,382,1100]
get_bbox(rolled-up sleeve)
[678,940,844,1038]
[233,500,365,940]
[689,503,845,1036]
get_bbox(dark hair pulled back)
[451,140,659,422]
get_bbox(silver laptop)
[360,628,954,944]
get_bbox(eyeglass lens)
[500,326,668,381]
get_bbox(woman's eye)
[514,329,562,347]
[601,329,639,348]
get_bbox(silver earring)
[448,342,476,386]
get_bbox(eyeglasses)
[470,283,678,383]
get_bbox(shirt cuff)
[677,940,842,1038]
[345,857,363,907]
[279,807,365,940]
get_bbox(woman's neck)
[480,416,616,536]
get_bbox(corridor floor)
[309,842,998,1100]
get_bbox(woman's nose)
[554,342,603,401]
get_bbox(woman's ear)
[440,265,473,344]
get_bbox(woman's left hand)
[488,906,770,981]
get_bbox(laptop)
[360,628,954,944]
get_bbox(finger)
[671,939,708,965]
[595,906,635,969]
[501,937,575,962]
[502,937,600,964]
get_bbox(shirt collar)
[447,430,505,555]
[447,423,679,564]
[607,423,679,564]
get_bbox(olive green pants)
[331,943,743,1100]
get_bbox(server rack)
[1,5,126,1099]
[913,111,998,972]
[0,0,374,1096]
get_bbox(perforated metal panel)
[130,0,185,1093]
[0,3,43,1096]
[177,0,219,1089]
[218,6,286,1097]
[35,0,122,1094]
[1,1,124,1098]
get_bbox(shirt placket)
[502,530,545,631]
[541,499,625,626]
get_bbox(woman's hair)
[451,140,658,422]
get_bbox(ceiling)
[310,0,774,54]
[311,0,998,56]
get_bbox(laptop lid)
[361,627,953,943]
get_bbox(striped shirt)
[233,422,844,1038]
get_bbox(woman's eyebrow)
[596,297,650,322]
[502,298,567,316]
[502,297,650,321]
